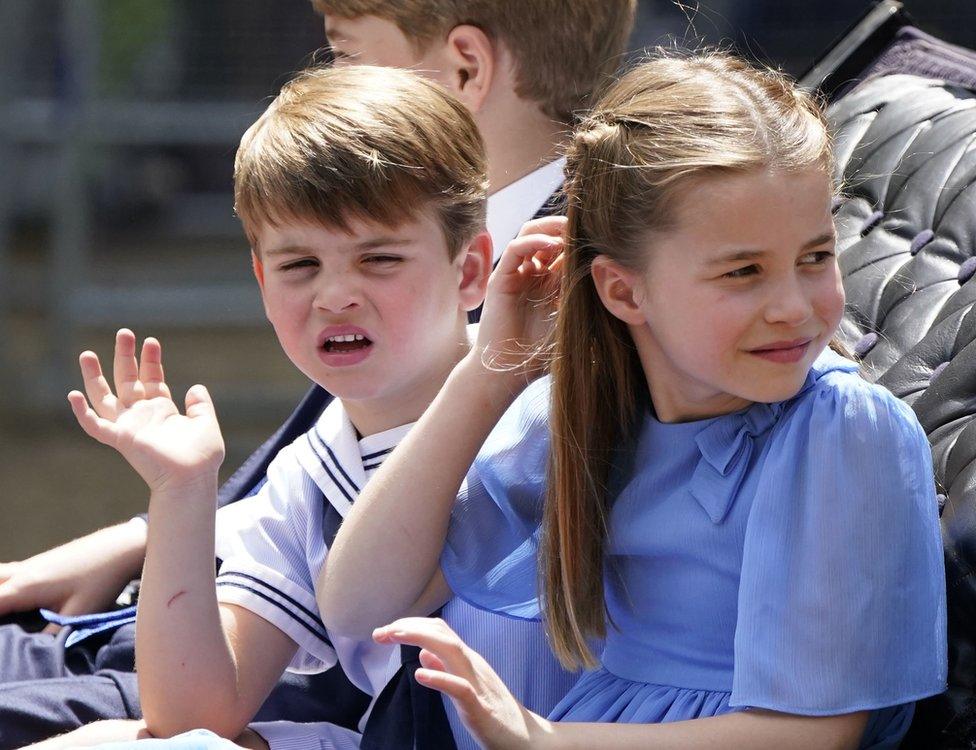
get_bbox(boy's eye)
[722,264,759,279]
[363,255,403,266]
[281,258,318,271]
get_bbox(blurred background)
[1,0,974,559]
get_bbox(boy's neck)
[481,101,567,193]
[341,321,473,438]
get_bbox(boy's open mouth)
[322,333,373,353]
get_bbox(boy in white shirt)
[32,65,574,750]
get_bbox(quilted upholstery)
[828,73,976,747]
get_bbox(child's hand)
[67,329,225,497]
[374,617,554,750]
[475,215,566,385]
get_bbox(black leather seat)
[823,25,976,748]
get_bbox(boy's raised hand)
[475,215,566,384]
[67,329,225,497]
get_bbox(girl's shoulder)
[784,348,923,444]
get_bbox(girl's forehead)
[655,168,834,260]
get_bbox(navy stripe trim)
[217,573,331,646]
[314,430,361,493]
[360,446,394,462]
[306,432,357,504]
[362,461,385,472]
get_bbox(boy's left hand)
[67,329,225,497]
[374,617,555,750]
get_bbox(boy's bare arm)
[67,330,294,738]
[137,483,295,737]
[0,521,146,622]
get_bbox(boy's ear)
[591,255,646,325]
[442,24,495,113]
[457,231,493,312]
[251,251,266,292]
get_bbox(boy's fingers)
[68,390,118,446]
[113,328,145,407]
[139,337,170,399]
[79,351,119,418]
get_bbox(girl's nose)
[764,276,814,326]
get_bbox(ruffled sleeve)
[731,371,947,714]
[440,377,552,620]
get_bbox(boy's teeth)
[327,334,365,343]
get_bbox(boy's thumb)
[184,384,216,419]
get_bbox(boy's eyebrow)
[263,245,311,258]
[262,238,415,257]
[356,237,414,250]
[705,231,836,265]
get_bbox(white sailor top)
[213,397,576,746]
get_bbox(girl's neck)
[632,330,754,424]
[646,379,753,424]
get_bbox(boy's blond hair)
[235,65,488,258]
[312,0,636,122]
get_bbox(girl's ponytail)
[540,50,833,669]
[543,214,644,668]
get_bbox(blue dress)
[442,350,947,749]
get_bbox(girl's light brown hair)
[312,0,636,123]
[234,65,487,259]
[543,50,834,669]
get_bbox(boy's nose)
[313,275,361,313]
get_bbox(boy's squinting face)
[628,167,844,422]
[324,15,452,89]
[254,212,475,430]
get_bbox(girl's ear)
[457,231,493,312]
[591,255,646,325]
[442,24,495,113]
[251,252,265,291]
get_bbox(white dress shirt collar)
[486,157,566,262]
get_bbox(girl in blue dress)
[320,51,947,749]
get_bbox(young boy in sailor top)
[0,9,638,745]
[52,65,575,750]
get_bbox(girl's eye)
[799,250,835,266]
[723,264,759,279]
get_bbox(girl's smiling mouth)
[746,338,813,364]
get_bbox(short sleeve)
[216,445,337,674]
[731,374,948,714]
[440,377,552,620]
